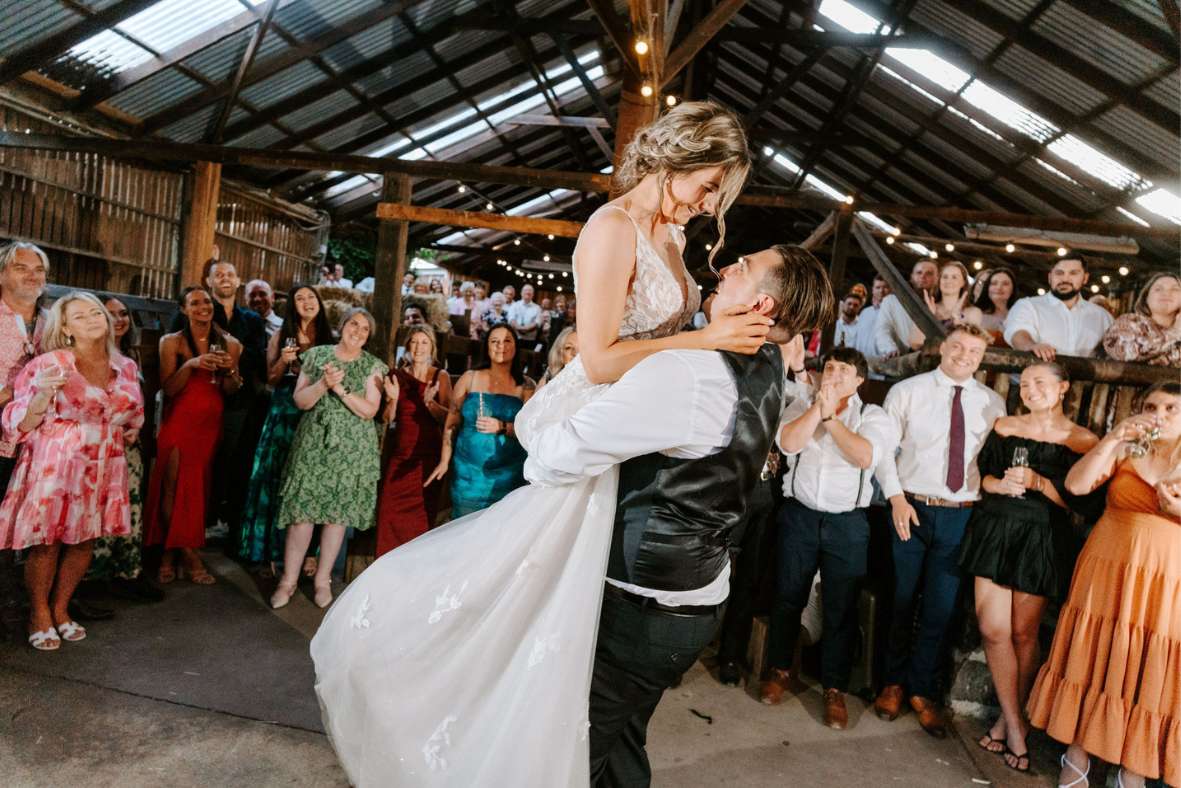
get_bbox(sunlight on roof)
[1115,206,1151,227]
[1135,188,1181,224]
[67,0,268,73]
[857,212,900,235]
[888,49,968,93]
[1046,135,1148,192]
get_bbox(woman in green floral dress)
[272,307,387,610]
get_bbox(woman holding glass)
[375,325,451,556]
[144,286,242,585]
[0,292,144,650]
[426,324,533,517]
[238,284,334,572]
[957,362,1100,772]
[1029,381,1180,788]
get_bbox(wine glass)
[1011,446,1030,498]
[208,340,221,385]
[477,391,486,419]
[284,337,300,376]
[1128,418,1161,458]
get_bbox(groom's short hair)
[763,245,836,339]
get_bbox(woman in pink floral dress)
[0,292,144,651]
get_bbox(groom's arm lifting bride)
[523,244,835,787]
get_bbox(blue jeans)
[883,500,971,699]
[766,498,869,690]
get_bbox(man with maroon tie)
[872,323,1005,737]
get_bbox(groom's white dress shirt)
[525,348,784,607]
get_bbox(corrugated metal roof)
[107,67,205,116]
[318,17,409,72]
[228,122,290,149]
[238,60,326,108]
[313,115,394,149]
[993,46,1107,117]
[352,50,436,98]
[979,0,1045,23]
[1015,159,1107,212]
[0,2,83,54]
[278,89,360,131]
[1118,0,1173,34]
[911,0,1006,62]
[273,0,384,41]
[1031,2,1171,87]
[1089,105,1181,175]
[991,176,1063,216]
[179,28,254,86]
[1142,71,1180,113]
[158,103,219,143]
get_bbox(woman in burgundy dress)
[375,326,451,556]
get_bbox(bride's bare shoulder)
[580,204,635,243]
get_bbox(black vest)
[607,345,785,592]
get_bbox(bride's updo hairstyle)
[614,100,751,269]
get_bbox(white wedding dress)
[311,206,700,787]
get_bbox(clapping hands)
[322,363,346,394]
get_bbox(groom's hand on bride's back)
[698,305,773,354]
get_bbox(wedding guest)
[427,325,532,517]
[0,292,144,650]
[507,283,543,343]
[272,308,387,609]
[546,293,570,347]
[958,362,1100,772]
[874,260,939,355]
[403,303,427,327]
[333,264,354,290]
[1005,257,1112,361]
[238,285,333,571]
[971,267,1017,344]
[833,292,865,349]
[412,281,430,295]
[539,327,578,387]
[429,278,445,296]
[85,296,161,603]
[1102,272,1181,367]
[447,281,462,310]
[873,324,1006,737]
[447,281,477,339]
[401,272,416,296]
[851,275,890,360]
[246,279,284,338]
[761,347,897,729]
[908,261,982,347]
[472,284,489,318]
[475,291,510,339]
[376,326,451,556]
[1029,381,1181,788]
[502,284,516,307]
[145,286,243,585]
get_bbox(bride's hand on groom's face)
[699,305,773,355]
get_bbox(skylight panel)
[876,65,944,107]
[959,81,1057,143]
[857,212,900,235]
[1116,206,1151,227]
[1046,135,1150,192]
[1135,188,1181,224]
[323,174,374,199]
[819,0,880,34]
[888,49,969,93]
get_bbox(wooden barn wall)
[214,183,325,294]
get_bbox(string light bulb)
[640,83,653,98]
[1005,243,1016,253]
[485,202,494,211]
[973,260,983,270]
[1037,287,1046,295]
[457,184,466,194]
[1118,266,1129,276]
[1090,284,1100,293]
[704,243,712,251]
[634,39,649,55]
[547,234,555,240]
[843,195,854,205]
[885,236,895,245]
[556,286,563,292]
[562,272,568,278]
[1101,275,1111,284]
[928,251,938,259]
[1057,247,1068,256]
[513,238,521,246]
[548,273,554,279]
[543,254,550,262]
[666,95,677,107]
[944,243,955,252]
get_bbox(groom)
[524,244,835,786]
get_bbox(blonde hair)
[399,325,437,367]
[43,291,119,357]
[946,321,993,344]
[613,101,751,269]
[939,260,971,298]
[546,327,578,379]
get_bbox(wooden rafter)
[208,0,280,144]
[852,220,947,341]
[586,0,640,77]
[376,204,584,238]
[662,0,748,87]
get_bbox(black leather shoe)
[717,660,742,686]
[109,577,165,603]
[68,598,115,622]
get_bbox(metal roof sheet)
[1088,106,1181,176]
[107,67,205,116]
[993,46,1107,117]
[278,89,361,131]
[238,60,327,108]
[0,2,83,54]
[1142,71,1180,113]
[1015,159,1107,213]
[227,122,289,149]
[179,28,255,86]
[273,0,385,41]
[978,0,1045,23]
[911,0,1006,62]
[157,103,219,143]
[318,17,409,72]
[1031,2,1171,87]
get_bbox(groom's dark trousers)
[589,586,722,786]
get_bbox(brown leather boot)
[909,695,947,738]
[873,684,904,721]
[822,688,848,730]
[760,668,792,705]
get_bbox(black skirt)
[958,495,1077,599]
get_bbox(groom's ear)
[751,292,777,317]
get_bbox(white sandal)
[28,626,61,651]
[1059,752,1090,788]
[55,620,87,642]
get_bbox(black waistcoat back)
[607,345,784,592]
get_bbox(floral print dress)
[0,350,145,549]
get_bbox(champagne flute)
[284,337,300,377]
[208,340,222,385]
[1011,446,1030,498]
[478,391,486,419]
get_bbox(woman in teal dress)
[271,308,387,610]
[427,324,534,517]
[238,285,333,571]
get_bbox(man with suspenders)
[759,347,898,730]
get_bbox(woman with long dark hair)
[145,286,242,585]
[971,267,1017,345]
[238,284,334,572]
[426,324,533,517]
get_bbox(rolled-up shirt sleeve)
[859,405,899,472]
[1002,297,1037,346]
[873,385,906,499]
[523,353,703,486]
[775,395,811,457]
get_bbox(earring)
[66,334,75,346]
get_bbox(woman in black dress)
[958,361,1100,773]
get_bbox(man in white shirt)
[524,245,836,786]
[400,271,416,296]
[875,261,938,356]
[872,324,1006,737]
[331,263,353,290]
[853,275,890,360]
[760,346,897,729]
[506,283,542,342]
[1004,257,1112,360]
[502,284,516,307]
[833,292,865,349]
[245,279,284,337]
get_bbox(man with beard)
[833,291,865,349]
[874,260,938,357]
[1004,257,1112,360]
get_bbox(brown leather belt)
[905,492,974,509]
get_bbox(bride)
[311,101,764,786]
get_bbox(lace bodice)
[516,205,701,450]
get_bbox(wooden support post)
[799,211,837,251]
[372,174,412,367]
[851,219,946,341]
[179,161,221,288]
[819,210,853,354]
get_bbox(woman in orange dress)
[1028,381,1180,788]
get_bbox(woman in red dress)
[375,326,451,556]
[144,286,242,584]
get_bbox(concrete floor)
[0,553,1062,787]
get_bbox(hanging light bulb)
[1101,275,1111,284]
[547,233,554,240]
[640,83,654,98]
[928,251,938,259]
[1056,246,1068,256]
[666,95,677,107]
[1118,266,1130,276]
[973,260,983,270]
[513,238,521,246]
[843,195,854,205]
[548,273,554,279]
[634,39,649,55]
[1005,243,1016,253]
[556,286,563,292]
[885,236,895,245]
[1090,284,1100,293]
[562,272,568,278]
[1037,287,1046,295]
[944,243,955,252]
[485,202,494,211]
[704,243,713,251]
[543,254,550,262]
[457,184,466,194]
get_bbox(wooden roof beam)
[376,203,584,238]
[586,0,641,77]
[662,0,749,87]
[207,0,280,144]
